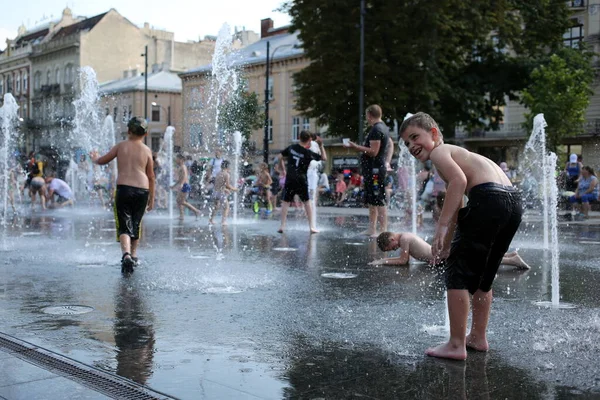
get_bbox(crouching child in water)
[400,112,523,360]
[91,117,155,274]
[371,232,529,270]
[209,160,238,226]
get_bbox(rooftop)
[51,12,107,41]
[99,70,182,94]
[181,31,303,77]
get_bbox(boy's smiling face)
[401,125,439,162]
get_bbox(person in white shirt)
[45,175,74,208]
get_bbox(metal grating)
[0,332,177,400]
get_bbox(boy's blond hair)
[399,112,441,142]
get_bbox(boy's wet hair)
[221,160,230,169]
[399,112,440,138]
[376,232,395,251]
[127,117,148,136]
[300,130,311,142]
[366,104,382,119]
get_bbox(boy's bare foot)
[370,233,379,238]
[208,220,214,225]
[277,227,284,233]
[359,230,375,236]
[221,221,228,226]
[310,228,319,234]
[425,342,467,361]
[466,334,489,352]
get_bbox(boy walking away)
[91,117,155,274]
[400,112,522,360]
[277,130,327,233]
[371,231,530,270]
[209,160,238,225]
[172,153,200,221]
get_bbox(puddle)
[321,272,358,279]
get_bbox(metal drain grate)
[0,332,177,400]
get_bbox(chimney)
[5,39,11,56]
[261,18,273,38]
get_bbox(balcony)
[570,0,585,8]
[40,84,61,96]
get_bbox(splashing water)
[232,131,243,223]
[71,67,104,154]
[0,94,19,228]
[158,127,176,219]
[398,112,418,234]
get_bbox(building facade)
[458,0,600,169]
[99,70,182,153]
[180,19,324,164]
[1,7,215,155]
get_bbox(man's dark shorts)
[114,185,149,241]
[282,178,309,203]
[363,167,386,206]
[444,183,523,294]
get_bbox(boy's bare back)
[115,140,153,189]
[431,144,511,192]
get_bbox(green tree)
[282,0,571,138]
[219,83,264,146]
[521,47,595,152]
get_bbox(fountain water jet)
[398,113,418,234]
[158,127,176,219]
[524,114,574,309]
[0,94,19,227]
[232,131,243,223]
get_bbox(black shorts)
[363,167,386,206]
[444,183,522,294]
[113,185,149,241]
[282,178,309,203]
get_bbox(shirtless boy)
[371,232,529,270]
[208,160,238,225]
[400,112,523,360]
[91,117,155,274]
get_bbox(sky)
[0,0,291,50]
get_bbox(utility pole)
[358,0,365,144]
[143,45,148,120]
[263,41,270,164]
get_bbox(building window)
[46,70,51,85]
[190,124,203,147]
[22,103,28,119]
[23,72,28,92]
[15,72,20,94]
[123,107,128,122]
[55,68,61,85]
[65,64,73,84]
[152,104,160,122]
[303,117,310,131]
[564,23,584,48]
[113,107,117,122]
[188,87,203,109]
[292,117,300,141]
[128,105,132,119]
[0,78,3,95]
[268,118,273,142]
[267,77,274,100]
[34,72,41,90]
[6,75,12,93]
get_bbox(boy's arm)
[350,140,381,158]
[146,151,155,211]
[172,166,184,188]
[277,155,286,177]
[430,147,467,260]
[226,173,238,192]
[91,144,118,165]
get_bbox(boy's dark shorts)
[114,185,149,241]
[444,183,523,294]
[282,178,309,203]
[363,168,386,206]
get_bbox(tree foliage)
[521,47,595,153]
[283,0,572,138]
[219,83,264,144]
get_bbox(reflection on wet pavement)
[1,209,600,398]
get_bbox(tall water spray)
[232,131,243,223]
[398,113,418,234]
[71,67,105,154]
[525,115,569,308]
[160,127,175,219]
[0,94,19,226]
[102,115,117,190]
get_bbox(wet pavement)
[1,206,600,399]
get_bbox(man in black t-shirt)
[277,130,327,233]
[346,104,390,237]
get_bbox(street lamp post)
[263,41,294,164]
[141,46,148,120]
[358,0,365,144]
